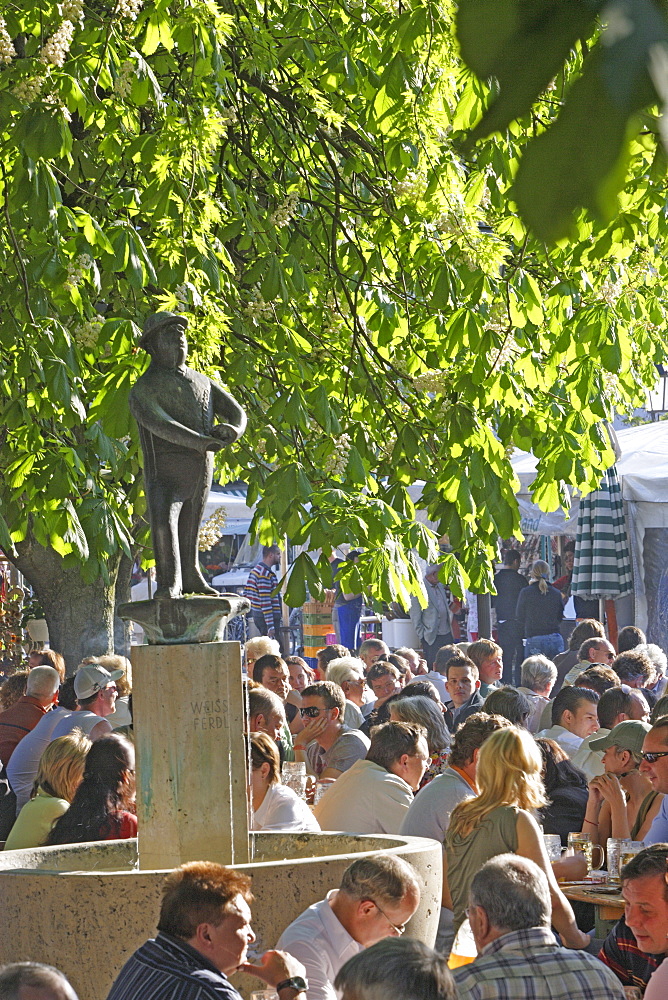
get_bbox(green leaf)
[458,0,603,143]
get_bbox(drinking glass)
[282,761,307,798]
[567,832,604,873]
[543,834,562,862]
[620,842,644,872]
[606,838,631,882]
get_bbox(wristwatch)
[276,976,308,994]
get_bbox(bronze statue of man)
[130,312,247,599]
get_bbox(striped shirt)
[454,926,626,1000]
[106,932,240,1000]
[599,915,665,993]
[243,562,281,626]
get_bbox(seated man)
[314,722,429,834]
[516,654,557,733]
[50,663,123,742]
[325,657,367,729]
[536,685,599,757]
[455,854,625,1000]
[252,653,296,756]
[466,639,503,699]
[334,938,456,1000]
[572,684,649,781]
[106,861,307,1000]
[561,636,616,687]
[600,844,668,994]
[247,686,291,764]
[357,638,389,674]
[441,654,483,732]
[613,649,655,690]
[292,682,369,778]
[277,855,420,1000]
[0,667,60,765]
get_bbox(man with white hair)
[517,655,558,733]
[0,962,79,1000]
[0,666,60,766]
[326,657,367,728]
[454,855,625,999]
[278,855,421,1000]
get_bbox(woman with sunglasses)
[249,732,320,832]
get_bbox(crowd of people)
[4,557,668,998]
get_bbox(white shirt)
[6,707,72,812]
[571,729,609,781]
[276,889,364,1000]
[313,759,414,834]
[424,671,448,701]
[535,724,583,758]
[343,701,364,730]
[252,783,321,833]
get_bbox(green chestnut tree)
[0,0,666,668]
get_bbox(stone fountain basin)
[0,832,442,1000]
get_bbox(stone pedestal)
[132,641,249,869]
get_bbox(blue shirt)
[106,932,240,1000]
[643,794,668,846]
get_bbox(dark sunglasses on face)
[640,750,668,763]
[300,706,327,718]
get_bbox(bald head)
[0,963,78,1000]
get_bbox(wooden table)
[562,884,625,937]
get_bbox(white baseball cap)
[74,663,124,700]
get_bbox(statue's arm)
[210,381,247,444]
[130,391,218,453]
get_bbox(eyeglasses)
[365,899,406,935]
[300,706,327,719]
[639,750,668,763]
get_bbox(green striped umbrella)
[571,465,633,600]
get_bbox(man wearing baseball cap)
[583,721,659,843]
[49,663,124,744]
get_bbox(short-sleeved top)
[446,804,519,930]
[50,710,112,741]
[305,726,370,777]
[400,765,473,843]
[599,916,665,993]
[252,783,321,833]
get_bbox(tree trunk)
[11,534,121,675]
[113,550,135,658]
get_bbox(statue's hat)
[139,311,188,351]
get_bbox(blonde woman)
[5,731,91,850]
[248,732,320,832]
[515,559,565,660]
[444,727,589,949]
